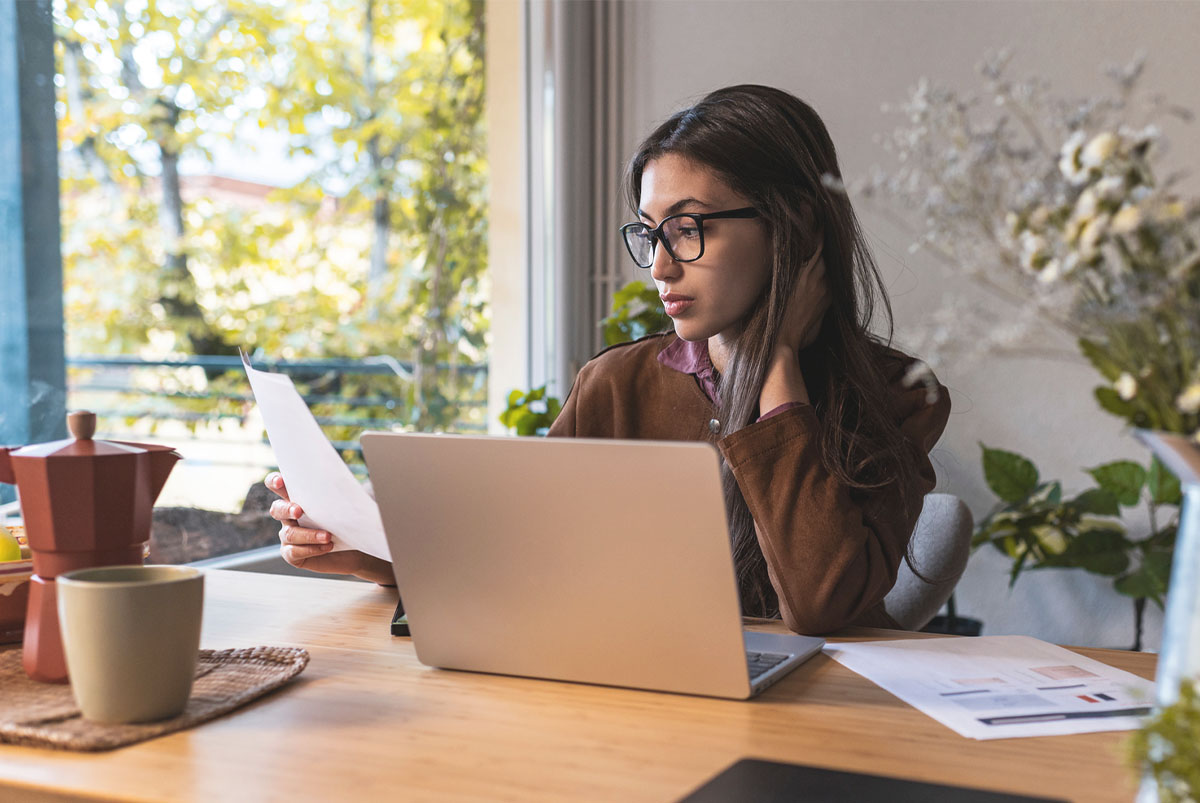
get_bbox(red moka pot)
[0,411,180,683]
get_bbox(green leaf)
[1094,386,1135,419]
[1142,550,1174,606]
[1007,544,1031,587]
[601,279,668,347]
[611,280,648,307]
[980,444,1039,503]
[1115,551,1171,604]
[1031,480,1063,506]
[1032,524,1069,555]
[1087,460,1147,506]
[1146,524,1178,550]
[1114,570,1159,600]
[1077,550,1131,576]
[1070,488,1121,516]
[1148,456,1183,506]
[1078,337,1124,382]
[1062,526,1131,576]
[498,384,562,436]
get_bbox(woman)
[267,84,950,634]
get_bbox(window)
[46,0,489,560]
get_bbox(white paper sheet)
[825,635,1155,740]
[241,352,390,561]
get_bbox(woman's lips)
[660,294,695,316]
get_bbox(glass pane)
[663,216,701,261]
[54,0,488,563]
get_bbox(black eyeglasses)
[619,207,760,269]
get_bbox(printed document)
[825,635,1154,740]
[242,352,390,561]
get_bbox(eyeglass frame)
[618,207,761,269]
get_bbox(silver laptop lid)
[361,432,757,698]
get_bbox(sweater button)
[708,418,720,433]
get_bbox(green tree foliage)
[55,0,487,433]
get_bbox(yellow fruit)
[0,526,20,562]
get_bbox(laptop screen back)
[361,432,755,697]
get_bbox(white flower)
[1163,201,1186,220]
[1074,188,1099,220]
[1177,383,1200,415]
[1110,204,1143,234]
[1094,175,1126,202]
[1078,214,1110,257]
[1121,123,1161,148]
[1058,131,1090,185]
[1019,231,1048,270]
[1037,259,1062,284]
[1081,132,1120,168]
[1064,215,1085,244]
[1115,372,1138,401]
[1028,205,1051,228]
[1061,251,1080,276]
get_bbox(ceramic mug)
[56,565,204,724]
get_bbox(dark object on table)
[677,758,1067,803]
[923,614,984,636]
[921,595,983,636]
[391,598,409,637]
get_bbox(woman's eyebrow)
[638,197,711,222]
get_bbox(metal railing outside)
[66,353,489,465]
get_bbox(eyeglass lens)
[625,215,703,268]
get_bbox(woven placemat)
[0,646,309,751]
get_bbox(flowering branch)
[862,50,1200,438]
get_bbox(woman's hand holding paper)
[266,473,395,586]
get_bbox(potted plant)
[501,280,668,435]
[972,444,1180,650]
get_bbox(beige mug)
[56,565,204,724]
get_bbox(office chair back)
[883,493,974,631]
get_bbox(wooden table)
[0,570,1154,802]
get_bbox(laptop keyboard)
[746,650,790,680]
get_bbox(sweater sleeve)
[717,382,951,635]
[547,361,589,438]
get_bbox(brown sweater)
[547,333,951,635]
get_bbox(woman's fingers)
[283,546,369,577]
[282,543,336,563]
[269,499,307,523]
[280,542,333,561]
[278,523,332,545]
[265,472,290,502]
[264,472,375,579]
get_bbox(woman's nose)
[649,239,681,282]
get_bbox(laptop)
[360,432,825,699]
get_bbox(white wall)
[620,0,1200,649]
[486,0,529,433]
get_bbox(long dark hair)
[626,84,921,617]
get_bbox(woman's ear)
[805,237,824,269]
